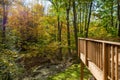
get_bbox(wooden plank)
[84,40,88,66]
[80,53,86,64]
[103,43,108,80]
[78,39,80,58]
[100,43,102,70]
[96,43,98,67]
[111,45,114,80]
[78,38,120,46]
[97,43,100,68]
[93,42,96,64]
[107,45,111,79]
[115,46,118,80]
[95,43,97,65]
[80,61,84,80]
[81,53,103,80]
[88,61,103,80]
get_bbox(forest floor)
[22,58,73,80]
[22,62,91,80]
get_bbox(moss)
[48,64,92,80]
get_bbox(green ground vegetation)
[48,64,92,80]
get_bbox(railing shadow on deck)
[78,38,120,80]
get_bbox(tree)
[0,0,13,44]
[85,1,93,38]
[118,0,120,37]
[1,0,7,43]
[72,0,78,54]
[49,0,63,60]
[65,0,71,56]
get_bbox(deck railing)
[78,38,120,80]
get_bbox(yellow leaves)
[32,4,44,16]
[89,25,108,38]
[2,58,14,67]
[0,49,19,76]
[3,59,7,63]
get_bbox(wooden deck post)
[78,39,80,58]
[115,46,118,80]
[80,61,84,80]
[103,43,108,80]
[111,46,114,80]
[84,40,88,66]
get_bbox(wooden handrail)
[78,38,120,45]
[78,38,120,80]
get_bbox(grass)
[48,64,92,80]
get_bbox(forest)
[0,0,120,80]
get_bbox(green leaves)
[48,64,92,80]
[0,49,24,79]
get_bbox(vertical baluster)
[97,43,99,67]
[111,45,114,80]
[90,42,94,59]
[98,43,100,68]
[115,46,118,80]
[94,42,96,65]
[100,43,101,69]
[84,40,86,56]
[88,41,92,59]
[92,42,94,62]
[81,40,83,53]
[103,43,108,80]
[95,42,97,64]
[78,39,80,57]
[85,40,88,66]
[107,45,111,79]
[92,41,94,62]
[96,43,97,66]
[84,39,87,65]
[101,43,103,70]
[96,43,98,66]
[93,42,95,64]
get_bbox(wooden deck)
[78,38,120,80]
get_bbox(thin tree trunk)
[118,0,120,37]
[86,2,92,38]
[82,4,85,34]
[57,12,62,60]
[2,0,7,44]
[79,3,82,33]
[111,0,114,27]
[66,1,71,56]
[84,3,88,37]
[73,0,78,54]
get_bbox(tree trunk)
[2,0,7,44]
[57,13,62,60]
[110,0,114,27]
[82,4,85,35]
[79,3,82,33]
[86,2,92,38]
[73,0,78,54]
[118,0,120,37]
[66,1,71,56]
[84,3,88,37]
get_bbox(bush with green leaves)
[0,49,24,80]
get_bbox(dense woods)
[0,0,120,80]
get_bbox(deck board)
[81,53,103,80]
